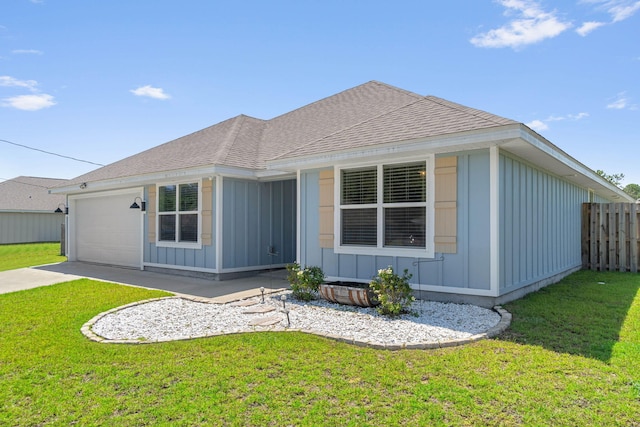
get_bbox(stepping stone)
[243,305,276,314]
[248,316,282,326]
[230,299,259,307]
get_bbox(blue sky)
[1,0,639,186]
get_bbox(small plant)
[369,266,415,316]
[286,262,324,301]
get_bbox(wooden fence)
[582,203,639,272]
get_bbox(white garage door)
[74,191,142,268]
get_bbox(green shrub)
[286,262,324,301]
[369,266,415,316]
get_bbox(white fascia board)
[255,169,296,180]
[517,126,634,201]
[50,165,281,195]
[266,125,522,171]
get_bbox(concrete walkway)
[0,262,288,302]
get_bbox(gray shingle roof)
[63,81,516,186]
[274,95,517,159]
[0,176,68,211]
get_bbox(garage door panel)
[75,192,142,268]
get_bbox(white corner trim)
[489,145,500,296]
[215,175,224,271]
[296,169,301,264]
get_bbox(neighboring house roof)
[0,176,68,212]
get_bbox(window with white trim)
[337,159,433,256]
[157,182,200,245]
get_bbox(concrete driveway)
[0,262,288,302]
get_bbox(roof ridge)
[220,115,266,165]
[368,80,424,99]
[424,95,516,126]
[267,80,422,122]
[7,176,68,181]
[218,115,249,164]
[272,96,426,160]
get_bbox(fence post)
[619,204,627,272]
[631,203,638,273]
[581,203,590,269]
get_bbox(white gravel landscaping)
[88,291,504,348]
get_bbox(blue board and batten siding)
[498,153,589,293]
[222,178,296,269]
[300,151,493,291]
[143,177,296,272]
[300,149,596,300]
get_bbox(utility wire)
[0,138,105,167]
[0,177,65,188]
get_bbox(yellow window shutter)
[434,157,457,253]
[318,170,334,248]
[147,186,156,243]
[201,179,213,246]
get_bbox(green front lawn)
[0,242,66,272]
[0,271,638,425]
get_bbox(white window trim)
[155,179,203,249]
[333,155,435,258]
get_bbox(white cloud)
[576,21,606,35]
[526,112,589,131]
[608,0,640,21]
[606,92,636,109]
[526,119,549,131]
[0,75,38,91]
[130,85,171,100]
[470,0,572,48]
[2,93,56,111]
[11,49,43,55]
[577,1,640,35]
[568,112,590,120]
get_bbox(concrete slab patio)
[0,262,289,302]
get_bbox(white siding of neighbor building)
[0,212,64,244]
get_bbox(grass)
[0,242,66,272]
[0,246,638,425]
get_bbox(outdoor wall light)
[129,196,146,211]
[79,182,87,189]
[54,203,68,214]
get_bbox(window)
[158,182,200,245]
[337,159,433,256]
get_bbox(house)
[51,81,634,306]
[0,176,69,244]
